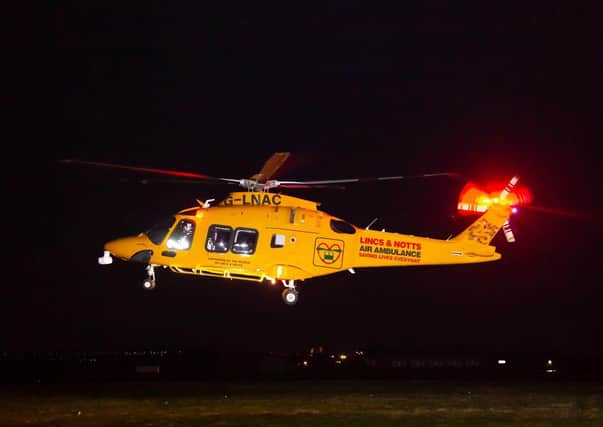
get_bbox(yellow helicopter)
[64,153,522,305]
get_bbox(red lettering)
[393,240,422,250]
[360,237,384,246]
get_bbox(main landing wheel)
[282,288,299,305]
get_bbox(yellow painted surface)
[104,192,512,283]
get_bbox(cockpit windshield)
[166,219,196,250]
[144,216,176,245]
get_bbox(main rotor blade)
[276,172,460,187]
[278,183,346,190]
[60,159,241,184]
[250,152,290,183]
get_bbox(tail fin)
[451,204,512,245]
[451,175,519,246]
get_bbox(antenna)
[197,198,215,208]
[365,218,378,230]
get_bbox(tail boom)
[351,203,511,270]
[350,176,518,270]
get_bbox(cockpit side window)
[206,225,233,253]
[330,219,357,234]
[145,216,176,245]
[166,219,196,250]
[232,228,259,255]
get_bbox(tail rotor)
[500,176,520,243]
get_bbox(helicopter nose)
[104,238,127,260]
[104,237,138,261]
[104,235,153,263]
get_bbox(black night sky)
[6,3,603,358]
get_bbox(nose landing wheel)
[143,265,156,290]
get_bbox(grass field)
[1,380,603,426]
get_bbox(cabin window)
[330,219,356,234]
[206,225,233,253]
[166,219,196,250]
[145,216,176,245]
[271,234,286,248]
[232,228,259,255]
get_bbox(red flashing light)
[457,181,532,215]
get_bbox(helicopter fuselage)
[103,192,503,285]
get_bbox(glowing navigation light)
[457,180,532,215]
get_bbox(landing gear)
[282,288,299,305]
[143,265,156,290]
[281,280,299,305]
[143,279,156,290]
